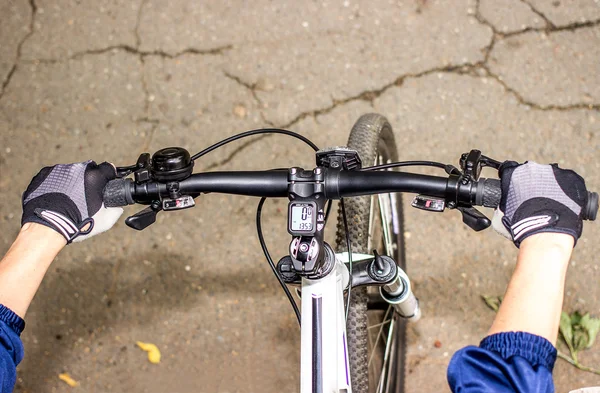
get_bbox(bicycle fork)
[296,249,420,393]
[336,251,421,322]
[300,256,352,393]
[380,266,421,322]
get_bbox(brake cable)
[256,197,302,325]
[362,160,449,171]
[190,128,319,161]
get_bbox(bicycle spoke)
[384,320,398,393]
[368,319,391,330]
[376,317,395,393]
[368,306,392,368]
[367,315,375,350]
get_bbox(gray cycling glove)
[22,161,123,243]
[492,161,588,247]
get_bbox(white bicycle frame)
[300,254,352,393]
[298,249,419,393]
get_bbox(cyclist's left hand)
[22,161,123,244]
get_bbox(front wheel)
[335,114,407,393]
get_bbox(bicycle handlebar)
[102,170,454,205]
[105,169,599,221]
[102,168,598,221]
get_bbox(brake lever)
[115,165,137,178]
[125,203,162,230]
[459,150,502,180]
[457,206,491,231]
[480,155,502,170]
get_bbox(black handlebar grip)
[583,191,599,221]
[103,179,134,207]
[475,178,501,208]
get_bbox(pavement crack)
[281,64,473,129]
[199,57,598,171]
[471,0,600,64]
[0,66,17,101]
[201,64,477,170]
[472,0,498,64]
[281,60,598,132]
[134,0,150,125]
[134,0,147,49]
[543,17,600,33]
[25,44,234,63]
[519,0,556,29]
[467,0,599,111]
[481,65,599,111]
[170,46,234,57]
[502,17,600,37]
[0,0,37,101]
[139,55,150,116]
[223,71,275,124]
[223,71,263,105]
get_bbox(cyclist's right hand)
[491,161,588,247]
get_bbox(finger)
[72,206,123,243]
[497,160,519,178]
[97,162,118,180]
[492,209,512,241]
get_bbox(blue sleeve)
[0,305,25,393]
[447,331,557,393]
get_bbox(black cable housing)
[256,199,301,326]
[362,160,447,171]
[191,128,319,161]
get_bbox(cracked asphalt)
[0,0,599,392]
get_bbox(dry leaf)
[136,341,161,364]
[481,295,502,312]
[58,373,79,387]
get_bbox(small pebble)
[434,340,442,348]
[233,104,247,118]
[184,265,191,272]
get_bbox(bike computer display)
[288,201,317,235]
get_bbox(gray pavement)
[0,0,599,392]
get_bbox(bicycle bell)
[151,147,194,181]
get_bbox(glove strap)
[504,214,559,243]
[34,209,94,244]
